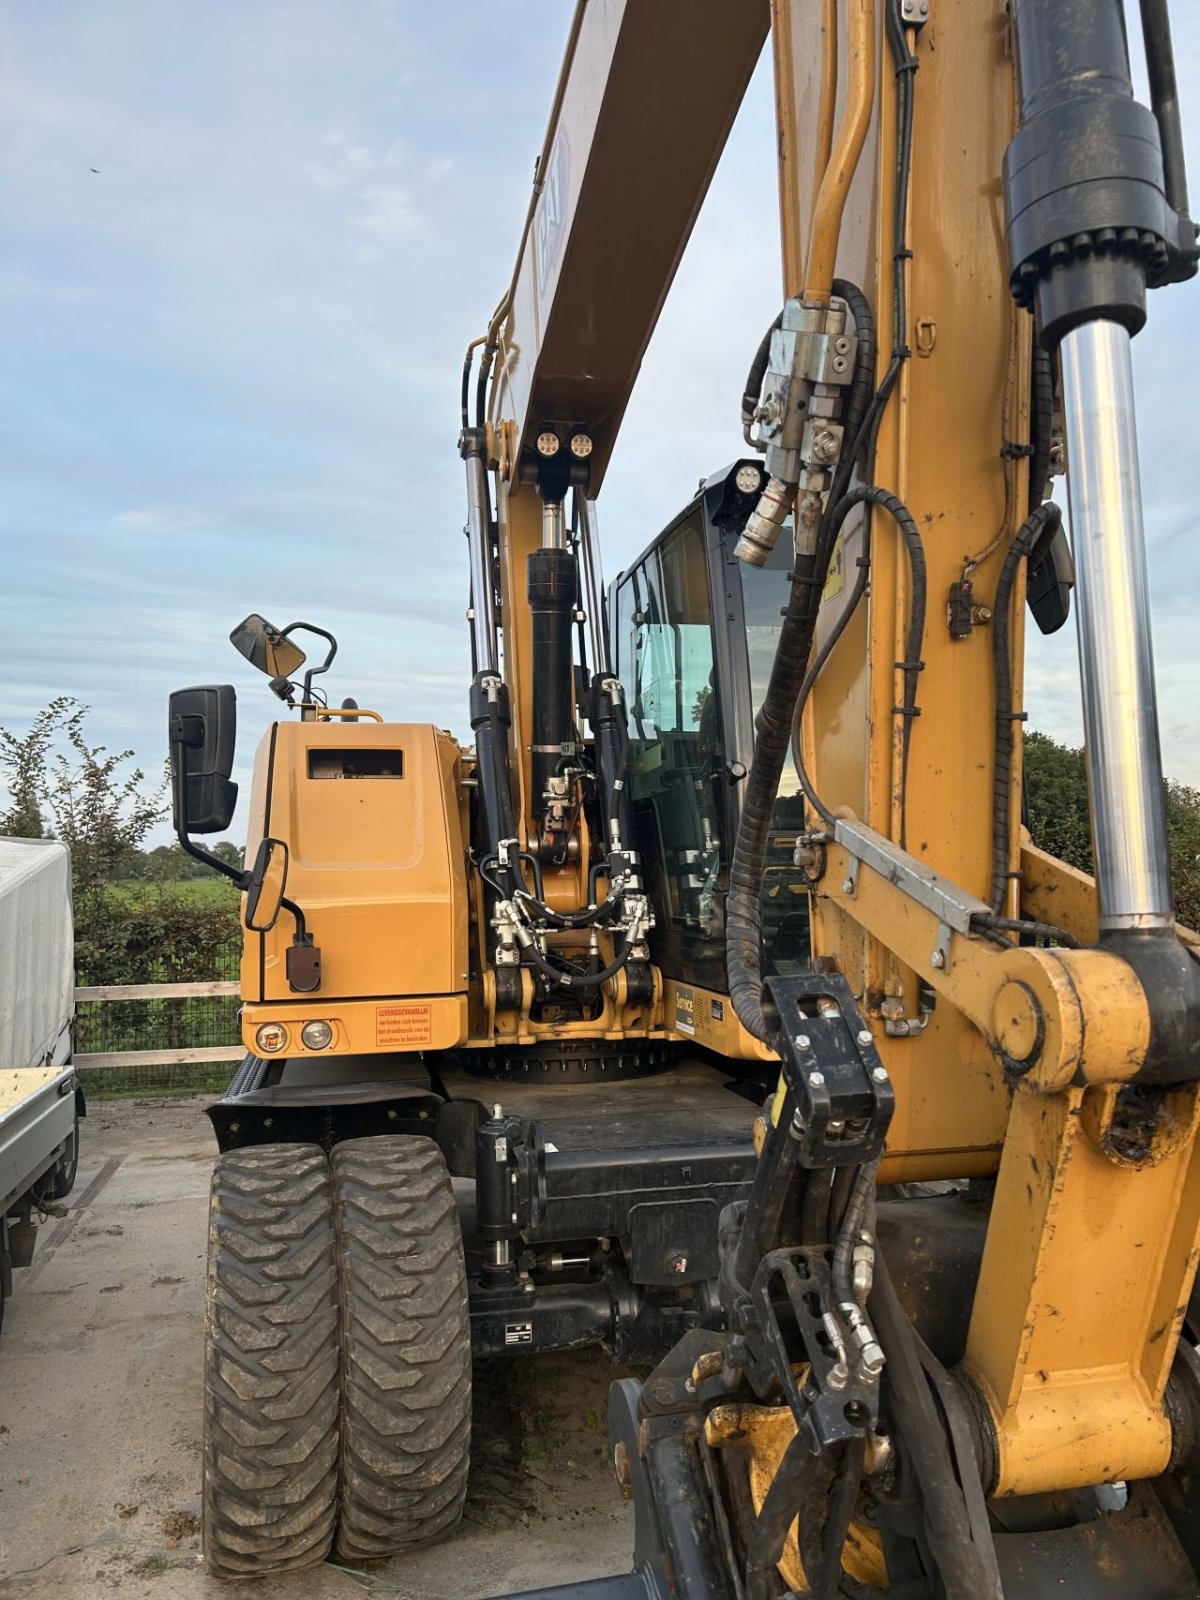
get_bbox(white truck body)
[0,837,73,1070]
[0,837,78,1324]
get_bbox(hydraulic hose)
[525,932,635,991]
[741,311,783,447]
[871,1258,1002,1599]
[726,283,878,1044]
[1138,0,1192,231]
[790,486,923,835]
[726,543,828,1044]
[989,502,1062,911]
[1026,344,1055,515]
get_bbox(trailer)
[0,837,81,1331]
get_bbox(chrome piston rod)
[1060,318,1174,930]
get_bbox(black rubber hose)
[831,1161,875,1311]
[475,340,495,429]
[525,932,634,991]
[1027,345,1055,514]
[730,1100,804,1296]
[871,1257,997,1599]
[1139,0,1192,223]
[972,912,1080,949]
[461,344,474,431]
[745,1430,824,1600]
[817,1438,866,1600]
[726,546,827,1044]
[989,502,1062,911]
[741,310,784,441]
[831,279,877,457]
[792,486,922,834]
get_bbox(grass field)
[106,876,240,906]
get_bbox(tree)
[1024,730,1200,928]
[0,699,241,986]
[0,697,70,838]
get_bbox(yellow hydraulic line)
[772,0,837,297]
[802,0,876,304]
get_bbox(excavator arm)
[468,0,1200,1595]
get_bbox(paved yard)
[0,1098,634,1598]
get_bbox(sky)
[1,3,1198,847]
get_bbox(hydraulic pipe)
[771,0,835,298]
[1059,319,1174,930]
[462,435,499,676]
[575,495,611,678]
[802,0,875,305]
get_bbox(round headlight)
[301,1020,334,1051]
[569,432,593,459]
[255,1022,289,1055]
[535,430,561,457]
[735,463,764,495]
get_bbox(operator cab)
[610,459,810,997]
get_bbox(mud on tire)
[331,1135,472,1561]
[203,1144,339,1578]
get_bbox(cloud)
[0,2,1197,858]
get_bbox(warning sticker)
[376,1003,432,1048]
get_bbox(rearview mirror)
[230,614,307,680]
[168,686,238,835]
[244,837,289,932]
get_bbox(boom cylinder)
[528,546,577,841]
[1004,0,1193,933]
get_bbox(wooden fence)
[73,980,242,1072]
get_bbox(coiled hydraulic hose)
[726,286,878,1045]
[726,544,830,1044]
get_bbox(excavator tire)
[202,1144,340,1579]
[330,1135,472,1561]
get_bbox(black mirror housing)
[244,837,288,932]
[169,685,238,834]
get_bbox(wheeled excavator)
[167,0,1200,1592]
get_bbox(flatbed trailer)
[0,1063,79,1327]
[0,837,81,1330]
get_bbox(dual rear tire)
[202,1136,471,1578]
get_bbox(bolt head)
[872,1066,889,1084]
[857,1029,873,1046]
[795,1034,811,1051]
[809,1071,825,1089]
[842,877,855,895]
[931,949,946,969]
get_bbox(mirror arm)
[280,895,310,945]
[279,622,338,705]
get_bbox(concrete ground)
[0,1098,634,1599]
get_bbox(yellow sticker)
[822,531,845,602]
